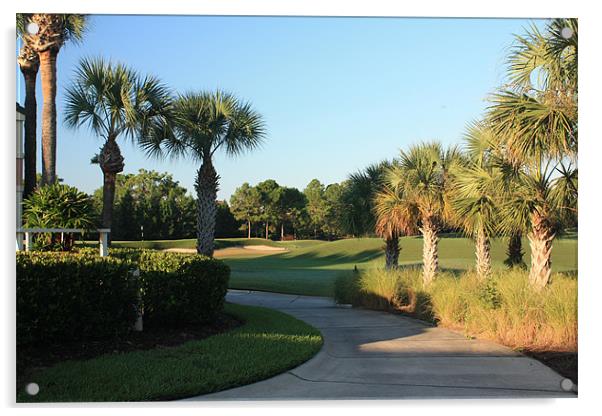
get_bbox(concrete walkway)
[188,290,575,400]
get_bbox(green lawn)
[111,235,577,297]
[18,303,323,402]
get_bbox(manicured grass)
[106,235,577,297]
[224,235,577,297]
[17,303,323,402]
[109,237,286,251]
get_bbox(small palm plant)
[141,91,266,256]
[386,142,465,285]
[64,57,172,234]
[450,122,500,279]
[23,184,95,250]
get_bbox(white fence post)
[24,232,31,252]
[99,231,109,257]
[132,268,143,332]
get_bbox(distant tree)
[340,162,389,237]
[230,183,262,239]
[276,187,307,240]
[91,169,196,240]
[215,201,243,238]
[304,179,328,238]
[256,179,282,239]
[323,183,346,239]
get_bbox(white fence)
[16,228,111,256]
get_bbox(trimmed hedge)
[17,252,138,345]
[138,251,230,327]
[17,249,230,345]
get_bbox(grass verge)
[17,303,323,402]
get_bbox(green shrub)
[22,184,97,251]
[16,252,138,345]
[333,270,361,305]
[138,251,230,327]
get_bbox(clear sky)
[17,15,544,200]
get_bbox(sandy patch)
[164,248,197,253]
[163,245,287,258]
[242,245,286,252]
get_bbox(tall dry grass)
[334,267,577,352]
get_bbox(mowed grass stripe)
[109,236,577,297]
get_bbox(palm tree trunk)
[384,235,400,269]
[195,156,218,256]
[528,214,555,290]
[247,219,251,239]
[20,66,38,198]
[39,49,58,185]
[475,228,492,279]
[504,232,526,268]
[281,223,284,240]
[420,217,439,285]
[98,138,125,240]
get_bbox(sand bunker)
[163,245,287,256]
[242,245,286,252]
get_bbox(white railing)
[16,228,111,256]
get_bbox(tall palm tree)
[21,13,87,185]
[450,122,500,279]
[386,142,464,285]
[64,57,172,235]
[488,18,577,289]
[141,91,266,256]
[16,14,39,198]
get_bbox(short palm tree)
[450,122,500,279]
[141,91,266,256]
[64,57,172,234]
[374,178,419,269]
[20,13,87,185]
[387,142,464,284]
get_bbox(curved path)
[187,290,575,400]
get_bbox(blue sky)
[17,15,543,200]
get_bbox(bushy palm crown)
[64,57,172,143]
[142,91,266,162]
[488,18,577,162]
[450,122,501,239]
[17,14,87,50]
[388,142,465,226]
[341,161,390,236]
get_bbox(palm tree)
[21,13,87,185]
[374,180,419,269]
[450,122,500,279]
[386,142,464,285]
[16,14,39,198]
[342,162,405,268]
[141,91,266,256]
[342,162,389,237]
[487,18,577,289]
[64,57,172,235]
